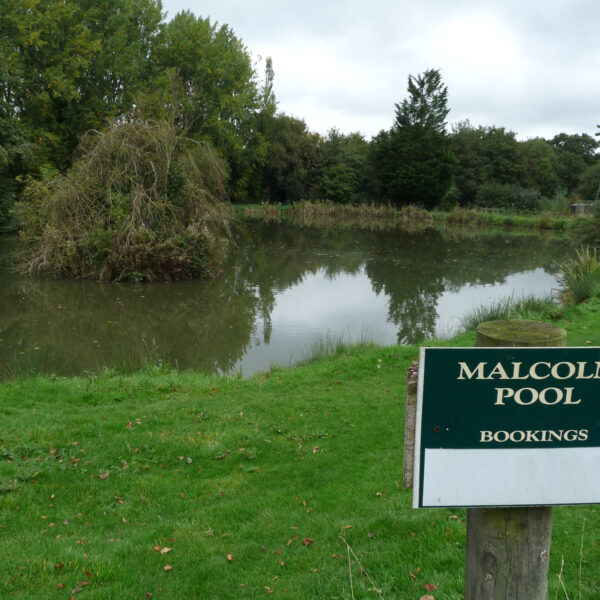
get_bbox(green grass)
[2,305,600,598]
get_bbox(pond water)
[0,222,573,378]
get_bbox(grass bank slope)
[0,308,599,598]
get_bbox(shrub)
[446,206,487,225]
[474,182,542,212]
[539,189,570,214]
[16,117,233,281]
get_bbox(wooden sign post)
[409,319,600,599]
[466,320,565,600]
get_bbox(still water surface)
[0,222,573,378]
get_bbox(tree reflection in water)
[0,223,571,378]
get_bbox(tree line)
[1,0,599,235]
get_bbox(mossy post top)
[476,319,567,348]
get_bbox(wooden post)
[465,319,567,600]
[403,361,419,488]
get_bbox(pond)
[0,222,573,379]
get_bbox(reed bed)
[239,201,434,231]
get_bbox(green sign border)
[414,346,600,508]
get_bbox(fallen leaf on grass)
[160,547,171,555]
[98,472,110,480]
[227,554,234,562]
[265,587,274,594]
[287,536,298,546]
[302,537,314,546]
[420,596,435,600]
[163,565,172,572]
[216,450,231,460]
[425,583,437,591]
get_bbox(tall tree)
[451,122,523,205]
[261,114,320,203]
[0,0,163,170]
[519,138,559,198]
[316,129,369,204]
[371,69,456,209]
[0,116,30,231]
[158,11,265,201]
[550,133,599,194]
[245,57,277,203]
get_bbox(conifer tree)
[372,69,456,209]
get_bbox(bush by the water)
[16,116,233,281]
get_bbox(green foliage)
[158,12,265,202]
[0,0,163,170]
[0,177,16,232]
[519,137,560,197]
[371,69,456,209]
[539,189,570,214]
[451,121,523,205]
[474,182,543,211]
[316,129,369,204]
[395,68,450,132]
[260,114,320,203]
[550,133,599,194]
[576,162,600,202]
[557,247,600,304]
[451,124,598,210]
[0,116,32,232]
[1,0,596,221]
[16,112,233,281]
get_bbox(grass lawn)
[1,304,600,599]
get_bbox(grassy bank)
[2,298,600,599]
[236,201,593,233]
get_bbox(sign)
[413,346,600,508]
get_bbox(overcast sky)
[161,0,599,141]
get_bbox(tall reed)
[460,294,560,332]
[557,247,600,304]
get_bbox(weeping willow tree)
[16,114,233,281]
